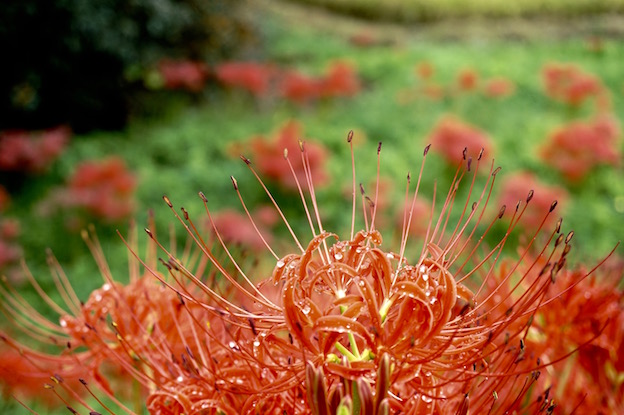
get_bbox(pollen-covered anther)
[163,195,173,208]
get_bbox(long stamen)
[241,155,305,252]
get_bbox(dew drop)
[276,260,285,269]
[334,252,343,260]
[228,341,240,351]
[301,304,311,315]
[422,274,429,282]
[421,395,433,403]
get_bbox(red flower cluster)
[0,134,620,415]
[482,253,624,413]
[157,59,209,92]
[540,115,621,182]
[208,206,278,252]
[542,62,610,109]
[498,172,568,230]
[230,121,329,190]
[427,115,493,164]
[531,261,624,413]
[215,60,361,103]
[483,77,516,98]
[456,68,479,91]
[400,62,516,103]
[40,157,137,226]
[214,61,277,96]
[0,126,70,173]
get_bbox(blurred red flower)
[542,62,608,108]
[279,70,322,103]
[0,126,70,173]
[214,61,276,97]
[209,206,277,252]
[498,172,568,230]
[157,59,208,92]
[232,121,329,190]
[457,68,479,91]
[415,61,435,80]
[483,77,516,98]
[395,195,431,239]
[428,116,493,164]
[318,61,361,99]
[39,157,137,227]
[540,114,621,182]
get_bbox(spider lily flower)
[0,131,617,414]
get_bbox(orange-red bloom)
[230,121,329,190]
[0,126,70,173]
[0,132,619,415]
[428,116,493,165]
[540,115,621,182]
[157,59,208,92]
[542,62,609,109]
[483,77,516,98]
[498,172,568,230]
[39,157,137,226]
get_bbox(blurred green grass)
[2,4,624,413]
[283,0,624,21]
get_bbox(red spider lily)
[207,206,278,252]
[542,62,609,109]
[40,157,137,225]
[157,59,208,92]
[534,261,624,413]
[415,61,435,81]
[479,253,624,413]
[318,61,361,99]
[214,61,361,104]
[279,70,322,103]
[483,78,516,99]
[214,61,277,97]
[0,126,70,173]
[456,68,479,92]
[0,132,617,414]
[428,116,493,165]
[497,172,568,230]
[395,195,431,239]
[230,121,329,190]
[540,115,621,182]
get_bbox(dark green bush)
[0,0,251,132]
